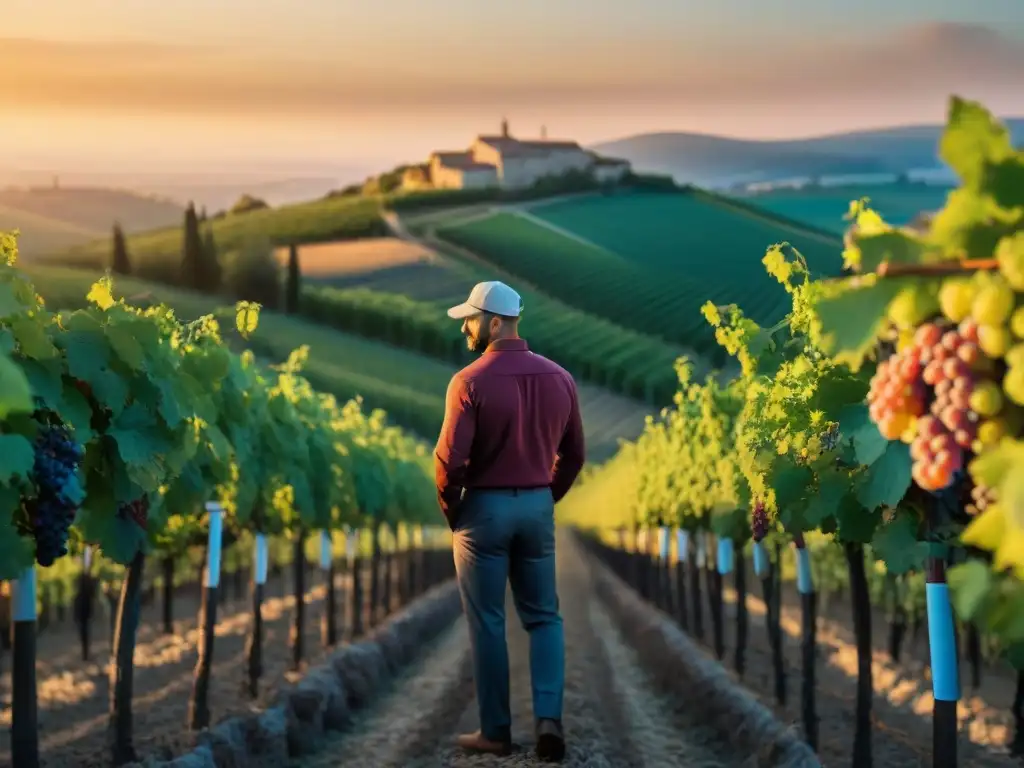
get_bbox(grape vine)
[0,234,436,579]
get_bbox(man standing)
[435,280,585,762]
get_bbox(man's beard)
[466,326,491,353]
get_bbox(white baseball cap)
[446,281,523,320]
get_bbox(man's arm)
[550,379,585,503]
[434,374,477,527]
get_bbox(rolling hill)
[0,186,183,258]
[430,190,844,362]
[591,119,1024,187]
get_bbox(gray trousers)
[452,487,565,742]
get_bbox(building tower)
[541,125,547,139]
[501,118,509,138]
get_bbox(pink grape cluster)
[869,320,987,492]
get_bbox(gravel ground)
[299,534,748,767]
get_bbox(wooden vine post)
[189,501,224,730]
[658,525,673,615]
[926,537,959,768]
[109,551,145,766]
[11,566,39,768]
[161,556,175,634]
[845,542,873,768]
[290,529,306,671]
[793,533,818,750]
[752,536,785,704]
[245,531,269,698]
[689,531,705,640]
[732,536,747,679]
[369,519,382,628]
[321,530,337,647]
[74,546,95,662]
[349,527,364,640]
[711,534,730,661]
[673,529,690,632]
[382,524,394,616]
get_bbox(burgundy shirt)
[434,338,585,525]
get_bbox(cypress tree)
[181,202,204,289]
[285,244,300,314]
[200,226,221,293]
[111,223,131,276]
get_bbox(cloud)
[1,22,1022,116]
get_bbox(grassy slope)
[431,190,843,357]
[0,187,184,258]
[24,265,648,461]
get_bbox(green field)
[24,266,650,461]
[737,183,952,233]
[288,234,699,406]
[433,191,845,359]
[43,194,387,281]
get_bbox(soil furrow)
[303,533,745,767]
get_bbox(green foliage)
[0,234,435,578]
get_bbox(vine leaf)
[0,282,20,319]
[872,512,928,575]
[235,302,261,338]
[840,403,888,466]
[0,433,34,485]
[856,231,929,273]
[0,354,32,419]
[813,279,903,370]
[835,495,880,544]
[940,96,1014,189]
[0,503,34,580]
[947,560,992,621]
[856,441,912,511]
[76,504,147,565]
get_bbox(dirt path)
[297,534,750,767]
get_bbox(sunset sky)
[2,0,1023,178]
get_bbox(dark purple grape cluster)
[751,499,767,542]
[29,422,85,566]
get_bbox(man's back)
[434,338,585,524]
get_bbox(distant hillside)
[0,186,183,258]
[592,119,1024,187]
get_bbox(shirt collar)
[486,338,529,353]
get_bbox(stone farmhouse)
[405,120,631,191]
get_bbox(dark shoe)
[455,730,512,755]
[535,718,565,762]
